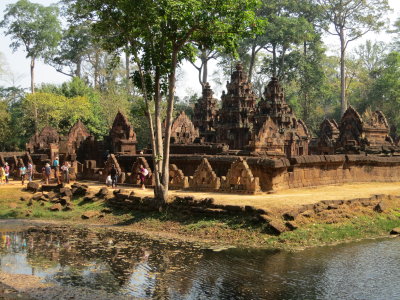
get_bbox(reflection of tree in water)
[2,226,326,299]
[19,226,205,296]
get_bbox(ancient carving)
[109,111,137,154]
[249,78,310,157]
[249,117,285,155]
[27,126,60,153]
[189,158,220,191]
[170,112,199,144]
[362,109,392,148]
[336,107,394,153]
[101,154,122,182]
[336,106,363,150]
[131,157,153,186]
[315,119,340,154]
[220,158,260,194]
[216,63,257,149]
[193,83,219,142]
[169,164,189,189]
[67,120,91,152]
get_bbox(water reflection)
[1,225,400,299]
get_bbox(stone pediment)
[170,111,199,144]
[68,120,90,144]
[220,157,260,194]
[189,158,220,190]
[27,126,60,151]
[110,111,137,142]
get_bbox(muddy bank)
[0,273,133,300]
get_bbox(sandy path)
[3,180,400,212]
[84,181,400,211]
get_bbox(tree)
[189,47,219,87]
[1,0,62,136]
[366,51,400,129]
[50,22,92,78]
[37,77,109,137]
[67,0,260,204]
[0,0,62,93]
[389,17,400,51]
[316,0,390,116]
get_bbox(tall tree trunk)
[30,57,35,93]
[272,44,277,77]
[30,57,38,134]
[125,45,131,93]
[154,66,164,198]
[340,28,347,116]
[160,50,178,203]
[132,51,163,200]
[75,58,82,78]
[248,44,257,81]
[94,51,100,88]
[302,41,309,122]
[201,49,207,85]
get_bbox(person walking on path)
[110,164,118,188]
[53,156,60,184]
[0,166,5,184]
[44,163,51,185]
[138,164,148,190]
[4,163,9,184]
[20,164,27,185]
[61,161,70,184]
[27,162,33,182]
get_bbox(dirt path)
[82,181,400,211]
[3,180,400,212]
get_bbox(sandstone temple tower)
[216,63,258,149]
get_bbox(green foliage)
[50,21,93,78]
[0,101,11,151]
[23,92,91,135]
[0,0,62,58]
[367,51,400,129]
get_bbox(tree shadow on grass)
[110,205,263,231]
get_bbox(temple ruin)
[3,63,400,193]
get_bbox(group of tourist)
[42,157,71,185]
[0,161,33,185]
[107,164,148,189]
[0,162,10,184]
[0,157,72,186]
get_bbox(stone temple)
[2,63,400,194]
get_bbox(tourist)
[53,156,60,184]
[110,164,118,188]
[27,162,33,182]
[44,163,51,185]
[4,162,9,184]
[61,161,70,184]
[106,175,112,187]
[0,165,5,184]
[19,164,27,185]
[138,164,148,190]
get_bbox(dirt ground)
[3,180,400,212]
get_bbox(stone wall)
[82,153,400,193]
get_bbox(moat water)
[0,220,400,300]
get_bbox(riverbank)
[0,272,132,300]
[1,181,400,250]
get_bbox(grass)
[1,185,400,250]
[0,185,106,220]
[265,213,400,249]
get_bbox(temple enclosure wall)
[3,150,400,193]
[89,154,400,193]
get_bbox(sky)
[0,0,399,99]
